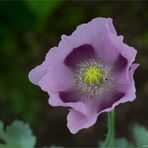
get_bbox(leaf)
[25,1,62,19]
[99,138,132,148]
[0,121,5,148]
[115,138,132,148]
[133,124,148,147]
[0,120,36,148]
[0,121,4,136]
[0,1,36,32]
[0,144,6,148]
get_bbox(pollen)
[83,66,103,85]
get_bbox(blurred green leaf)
[0,1,36,33]
[115,138,132,148]
[0,121,4,137]
[99,138,132,148]
[25,1,62,19]
[0,120,36,148]
[133,124,148,147]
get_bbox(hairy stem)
[104,110,115,147]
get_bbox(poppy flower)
[29,18,139,134]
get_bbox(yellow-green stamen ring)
[83,66,103,85]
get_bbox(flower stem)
[104,109,115,147]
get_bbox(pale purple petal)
[67,109,98,134]
[106,18,117,35]
[96,31,137,70]
[39,64,74,92]
[97,91,125,112]
[60,18,115,61]
[99,63,139,114]
[48,91,87,115]
[116,63,139,102]
[29,62,48,85]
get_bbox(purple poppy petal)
[59,89,82,103]
[113,54,128,74]
[97,31,137,71]
[116,63,139,102]
[98,63,139,114]
[97,91,125,112]
[67,109,98,134]
[45,47,66,65]
[48,91,87,115]
[67,90,124,134]
[106,18,117,35]
[77,64,139,126]
[60,18,115,62]
[38,64,74,92]
[29,62,48,85]
[64,44,96,69]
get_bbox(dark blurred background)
[0,1,148,147]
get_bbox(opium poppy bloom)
[29,18,139,134]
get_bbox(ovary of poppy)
[29,18,139,134]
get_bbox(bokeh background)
[0,1,148,147]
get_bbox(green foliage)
[115,138,132,148]
[133,124,148,147]
[99,138,132,148]
[25,1,62,19]
[0,1,35,33]
[0,121,4,138]
[99,124,148,148]
[0,120,36,148]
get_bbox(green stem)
[104,110,115,147]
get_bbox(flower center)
[74,59,114,97]
[83,66,103,85]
